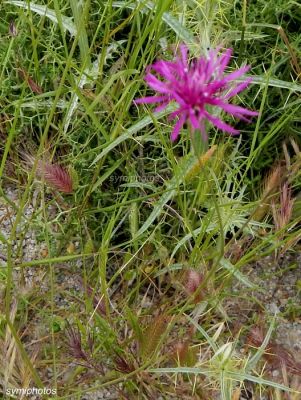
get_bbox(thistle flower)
[135,45,258,141]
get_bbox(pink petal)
[206,79,228,94]
[208,99,258,119]
[216,102,259,118]
[168,107,188,120]
[145,74,171,94]
[180,44,188,66]
[189,109,201,130]
[172,91,188,106]
[204,111,239,135]
[154,101,170,113]
[135,44,258,143]
[217,48,232,75]
[225,78,253,99]
[152,61,179,82]
[224,65,250,82]
[170,115,186,141]
[134,95,167,105]
[203,56,216,79]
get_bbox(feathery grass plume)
[0,299,41,389]
[9,20,18,37]
[18,68,43,94]
[173,341,189,365]
[37,161,73,193]
[65,323,88,361]
[185,145,217,181]
[173,340,197,366]
[84,283,107,317]
[184,268,204,303]
[272,182,294,233]
[140,314,169,360]
[113,354,135,373]
[253,164,284,222]
[64,323,105,374]
[23,154,73,193]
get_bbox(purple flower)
[135,45,258,141]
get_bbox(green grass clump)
[0,0,301,399]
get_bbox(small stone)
[268,303,280,314]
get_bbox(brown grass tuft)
[140,314,170,360]
[65,323,88,361]
[114,354,135,373]
[272,182,294,233]
[253,164,284,221]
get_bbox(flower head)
[135,45,258,141]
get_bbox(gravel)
[244,254,301,356]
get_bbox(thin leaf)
[149,367,296,393]
[247,319,276,371]
[91,104,177,166]
[69,0,91,67]
[135,154,196,238]
[241,75,301,92]
[112,1,196,45]
[185,315,218,352]
[125,307,144,346]
[6,1,77,36]
[218,257,257,289]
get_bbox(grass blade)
[6,0,77,36]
